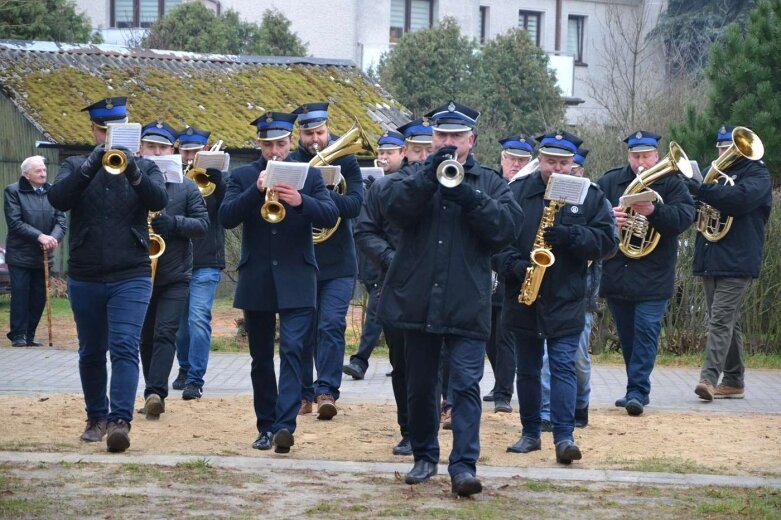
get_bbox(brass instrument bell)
[102,149,128,175]
[436,154,465,187]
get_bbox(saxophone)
[147,211,166,282]
[518,200,564,305]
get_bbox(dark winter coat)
[192,172,226,270]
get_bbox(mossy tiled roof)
[0,40,410,152]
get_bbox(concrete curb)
[1,451,779,489]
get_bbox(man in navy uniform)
[174,126,228,401]
[378,101,522,496]
[220,111,338,453]
[291,102,364,419]
[688,126,771,401]
[344,130,406,381]
[137,121,208,420]
[48,97,168,452]
[598,131,695,416]
[397,118,434,164]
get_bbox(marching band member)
[291,102,364,420]
[598,131,695,416]
[687,126,771,401]
[378,101,521,496]
[48,97,168,452]
[497,132,616,464]
[174,126,228,400]
[397,118,434,164]
[220,111,338,453]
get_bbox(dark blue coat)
[377,156,522,341]
[494,171,617,339]
[219,158,339,311]
[597,164,695,301]
[291,146,364,280]
[693,158,772,278]
[192,173,226,270]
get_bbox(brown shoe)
[316,394,337,420]
[299,400,313,415]
[144,394,165,420]
[714,385,745,399]
[80,419,107,442]
[106,420,131,453]
[441,408,452,430]
[695,380,715,401]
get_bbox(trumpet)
[260,156,286,223]
[436,154,465,187]
[374,158,389,168]
[102,148,128,175]
[184,164,215,197]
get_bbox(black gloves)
[205,168,223,185]
[381,249,395,271]
[680,173,702,197]
[111,146,140,184]
[440,183,479,211]
[80,144,105,179]
[151,214,176,238]
[363,175,376,190]
[543,225,572,246]
[510,259,531,280]
[431,146,458,171]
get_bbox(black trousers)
[7,265,46,342]
[385,323,407,437]
[486,305,516,401]
[140,280,189,399]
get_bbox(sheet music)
[619,190,658,207]
[689,160,703,182]
[318,165,343,187]
[545,173,590,205]
[194,151,230,172]
[265,160,309,190]
[360,166,384,181]
[146,155,184,183]
[105,123,141,155]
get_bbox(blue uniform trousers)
[541,312,593,419]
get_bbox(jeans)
[405,330,485,477]
[245,308,312,434]
[175,267,221,388]
[69,277,152,423]
[607,298,668,402]
[487,306,516,401]
[140,280,189,400]
[301,276,354,401]
[7,265,46,342]
[699,277,751,388]
[541,312,593,419]
[349,282,383,372]
[515,333,580,444]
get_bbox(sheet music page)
[360,166,383,181]
[147,155,184,183]
[318,165,343,186]
[106,123,142,154]
[689,160,703,182]
[265,160,309,190]
[194,151,230,172]
[545,173,590,205]
[619,190,658,207]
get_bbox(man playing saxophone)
[597,131,695,416]
[495,131,616,464]
[684,126,771,401]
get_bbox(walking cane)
[43,249,53,347]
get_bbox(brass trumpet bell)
[261,189,286,223]
[102,149,128,175]
[186,167,216,197]
[436,155,465,188]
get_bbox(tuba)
[696,127,763,242]
[147,211,166,282]
[618,141,693,259]
[308,119,375,244]
[518,199,565,305]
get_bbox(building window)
[518,10,541,46]
[479,6,489,44]
[567,15,586,63]
[111,0,183,29]
[390,0,433,43]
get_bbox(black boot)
[404,460,437,484]
[574,406,588,428]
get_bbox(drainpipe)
[554,0,562,52]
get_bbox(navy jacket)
[494,171,617,339]
[48,155,168,282]
[597,164,695,301]
[693,158,772,278]
[220,158,339,311]
[4,177,66,269]
[291,146,364,280]
[378,155,522,340]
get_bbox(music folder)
[265,161,309,190]
[545,173,590,205]
[360,166,383,181]
[105,123,142,155]
[146,155,184,183]
[194,150,230,172]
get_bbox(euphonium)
[436,154,465,187]
[518,199,564,305]
[147,211,166,281]
[184,164,216,197]
[696,126,764,242]
[102,148,128,175]
[261,156,285,223]
[308,119,376,244]
[619,141,693,259]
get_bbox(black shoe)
[615,395,649,407]
[494,398,512,413]
[144,394,164,420]
[106,420,131,453]
[11,338,27,348]
[482,390,495,402]
[273,429,294,454]
[451,472,482,497]
[252,431,273,450]
[506,436,541,453]
[392,436,412,456]
[575,407,589,428]
[342,361,366,380]
[404,460,437,484]
[625,398,644,416]
[26,339,44,347]
[555,440,582,465]
[541,419,553,432]
[172,368,188,391]
[182,384,202,401]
